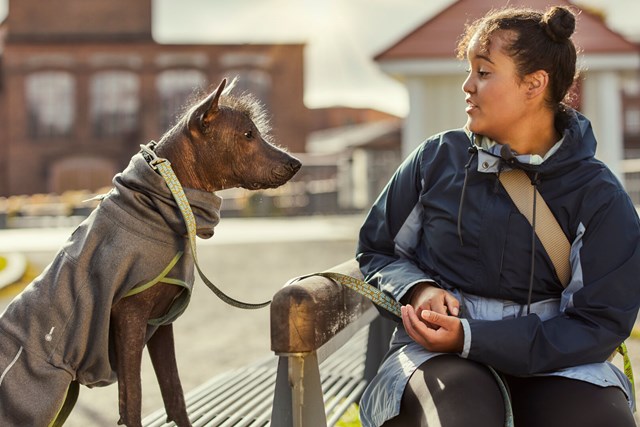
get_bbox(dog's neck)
[154,135,226,193]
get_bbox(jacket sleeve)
[356,142,439,321]
[466,189,640,375]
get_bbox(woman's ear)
[524,70,549,100]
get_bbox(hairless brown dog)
[0,78,300,427]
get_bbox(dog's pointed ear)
[200,79,227,128]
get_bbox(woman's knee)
[385,355,505,427]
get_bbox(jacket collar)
[464,108,595,175]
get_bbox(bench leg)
[272,353,327,427]
[272,357,293,426]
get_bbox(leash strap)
[124,251,184,297]
[291,271,402,318]
[618,342,636,404]
[140,144,270,310]
[49,380,79,427]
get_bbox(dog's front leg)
[112,299,148,427]
[148,323,191,427]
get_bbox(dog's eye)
[244,131,253,139]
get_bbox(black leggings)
[382,355,635,427]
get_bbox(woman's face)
[462,31,530,143]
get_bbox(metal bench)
[142,259,394,427]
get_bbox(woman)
[358,6,640,427]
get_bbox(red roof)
[375,0,639,61]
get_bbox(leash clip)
[139,142,165,170]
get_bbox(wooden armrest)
[270,259,373,355]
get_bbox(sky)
[0,0,638,117]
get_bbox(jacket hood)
[109,153,222,239]
[538,109,596,173]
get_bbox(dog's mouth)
[243,181,282,190]
[245,182,265,190]
[242,164,300,191]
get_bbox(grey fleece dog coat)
[0,153,221,425]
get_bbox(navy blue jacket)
[357,110,640,375]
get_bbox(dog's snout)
[288,158,302,173]
[280,157,301,178]
[270,156,301,184]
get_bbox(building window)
[91,71,140,138]
[49,156,116,193]
[226,69,271,110]
[626,108,640,136]
[26,71,75,139]
[157,69,207,131]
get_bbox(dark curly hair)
[456,6,579,127]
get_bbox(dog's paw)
[117,416,142,427]
[167,414,192,427]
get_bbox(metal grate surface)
[142,327,369,427]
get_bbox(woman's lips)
[465,99,477,113]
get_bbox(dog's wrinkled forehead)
[218,92,272,138]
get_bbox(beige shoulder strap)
[498,169,571,287]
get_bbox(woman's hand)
[402,305,464,353]
[402,283,463,353]
[408,282,460,317]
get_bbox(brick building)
[0,0,308,196]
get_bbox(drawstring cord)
[458,145,478,246]
[494,166,503,193]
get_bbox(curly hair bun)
[542,6,576,42]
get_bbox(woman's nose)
[462,74,474,94]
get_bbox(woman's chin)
[465,120,482,135]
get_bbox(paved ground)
[1,213,639,426]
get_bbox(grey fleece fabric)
[0,153,221,424]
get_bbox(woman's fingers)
[402,306,464,353]
[419,309,464,352]
[444,293,460,316]
[401,305,432,348]
[412,287,460,317]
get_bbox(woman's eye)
[464,68,489,78]
[244,131,253,139]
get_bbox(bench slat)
[191,368,274,426]
[142,327,369,427]
[324,377,365,415]
[327,382,367,426]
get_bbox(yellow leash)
[140,143,270,310]
[293,271,403,318]
[617,342,636,404]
